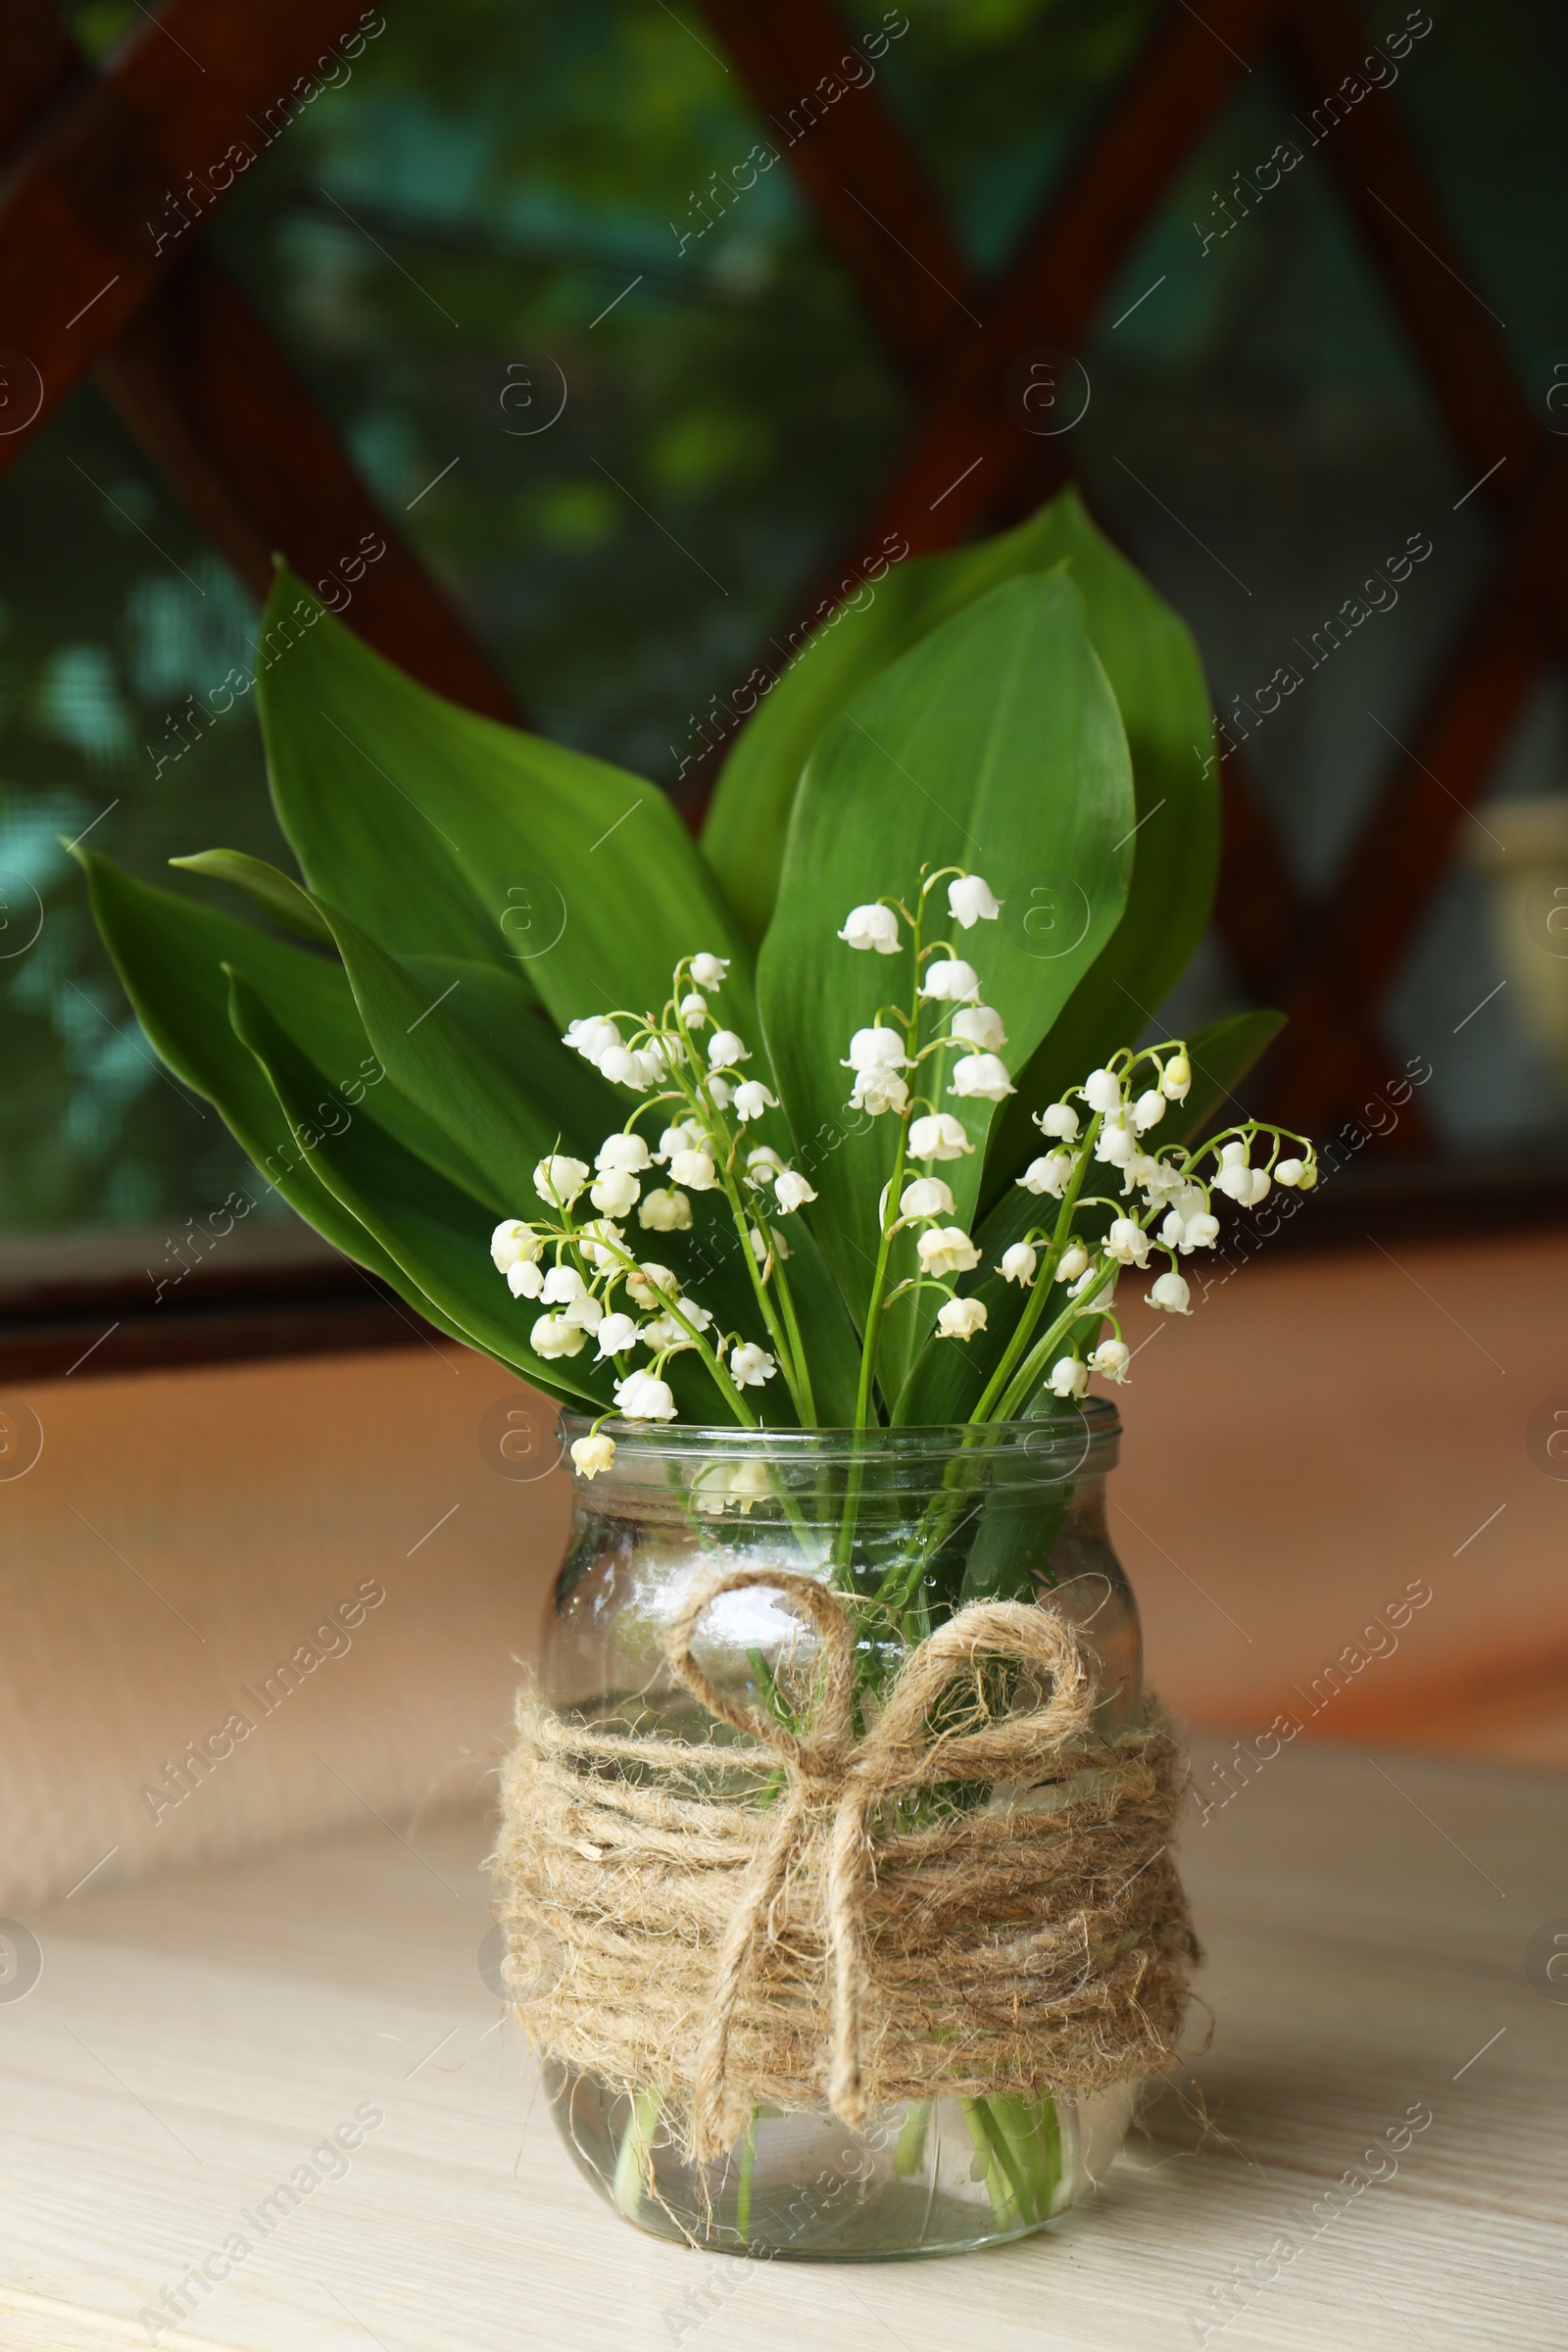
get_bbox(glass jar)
[536,1408,1143,2260]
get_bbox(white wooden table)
[2,1740,1564,2351]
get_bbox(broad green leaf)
[760,571,1135,1408]
[80,853,501,1209]
[892,1007,1287,1425]
[311,906,620,1205]
[978,495,1218,1204]
[169,849,333,944]
[254,567,759,1049]
[75,849,474,1350]
[704,487,1212,966]
[227,972,614,1406]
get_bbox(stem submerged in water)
[612,2086,662,2219]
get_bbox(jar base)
[548,2067,1137,2260]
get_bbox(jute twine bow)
[495,1567,1199,2162]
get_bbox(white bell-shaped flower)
[708,1028,750,1069]
[1160,1204,1220,1253]
[708,1074,734,1108]
[690,953,729,990]
[564,1015,620,1066]
[843,1026,908,1073]
[1160,1052,1192,1101]
[613,1369,677,1421]
[490,1218,541,1272]
[999,1242,1037,1287]
[1017,1152,1073,1198]
[590,1169,641,1217]
[838,903,901,954]
[596,1133,652,1175]
[533,1154,590,1208]
[728,1341,777,1389]
[1104,1217,1151,1268]
[1047,1356,1090,1398]
[1275,1156,1311,1188]
[1136,1156,1186,1201]
[594,1312,640,1358]
[563,1292,604,1333]
[657,1120,704,1162]
[531,1312,588,1360]
[732,1079,778,1123]
[850,1068,909,1116]
[576,1218,625,1271]
[1133,1089,1166,1132]
[625,1261,675,1308]
[1089,1338,1130,1384]
[1147,1270,1193,1315]
[638,1187,693,1231]
[668,1149,717,1192]
[916,1225,982,1278]
[746,1144,786,1183]
[1213,1141,1255,1202]
[598,1045,643,1089]
[678,992,709,1024]
[948,874,1001,928]
[908,1112,972,1160]
[506,1258,545,1299]
[1081,1068,1123,1113]
[1095,1108,1138,1165]
[899,1176,955,1219]
[1036,1102,1080,1142]
[1057,1240,1090,1281]
[950,1053,1014,1102]
[773,1170,816,1213]
[570,1432,616,1478]
[642,1298,710,1351]
[937,1296,987,1340]
[950,1004,1006,1052]
[541,1264,587,1306]
[919,958,980,1004]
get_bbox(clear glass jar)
[536,1409,1143,2260]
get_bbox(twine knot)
[666,1567,1100,2148]
[495,1569,1198,2163]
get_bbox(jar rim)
[562,1401,1119,1471]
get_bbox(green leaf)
[705,509,1074,948]
[978,493,1218,1204]
[704,488,1210,962]
[75,849,474,1349]
[891,1007,1287,1426]
[309,906,619,1206]
[168,849,333,944]
[760,570,1135,1406]
[254,566,759,1047]
[226,971,615,1405]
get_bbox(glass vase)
[534,1408,1146,2260]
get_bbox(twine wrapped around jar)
[494,1567,1200,2162]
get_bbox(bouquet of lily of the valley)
[82,487,1313,2250]
[79,488,1304,1455]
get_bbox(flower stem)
[612,2086,662,2219]
[736,2108,758,2241]
[966,1110,1102,1427]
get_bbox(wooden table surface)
[2,1739,1564,2352]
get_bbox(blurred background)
[1,0,1565,1896]
[4,0,1568,1237]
